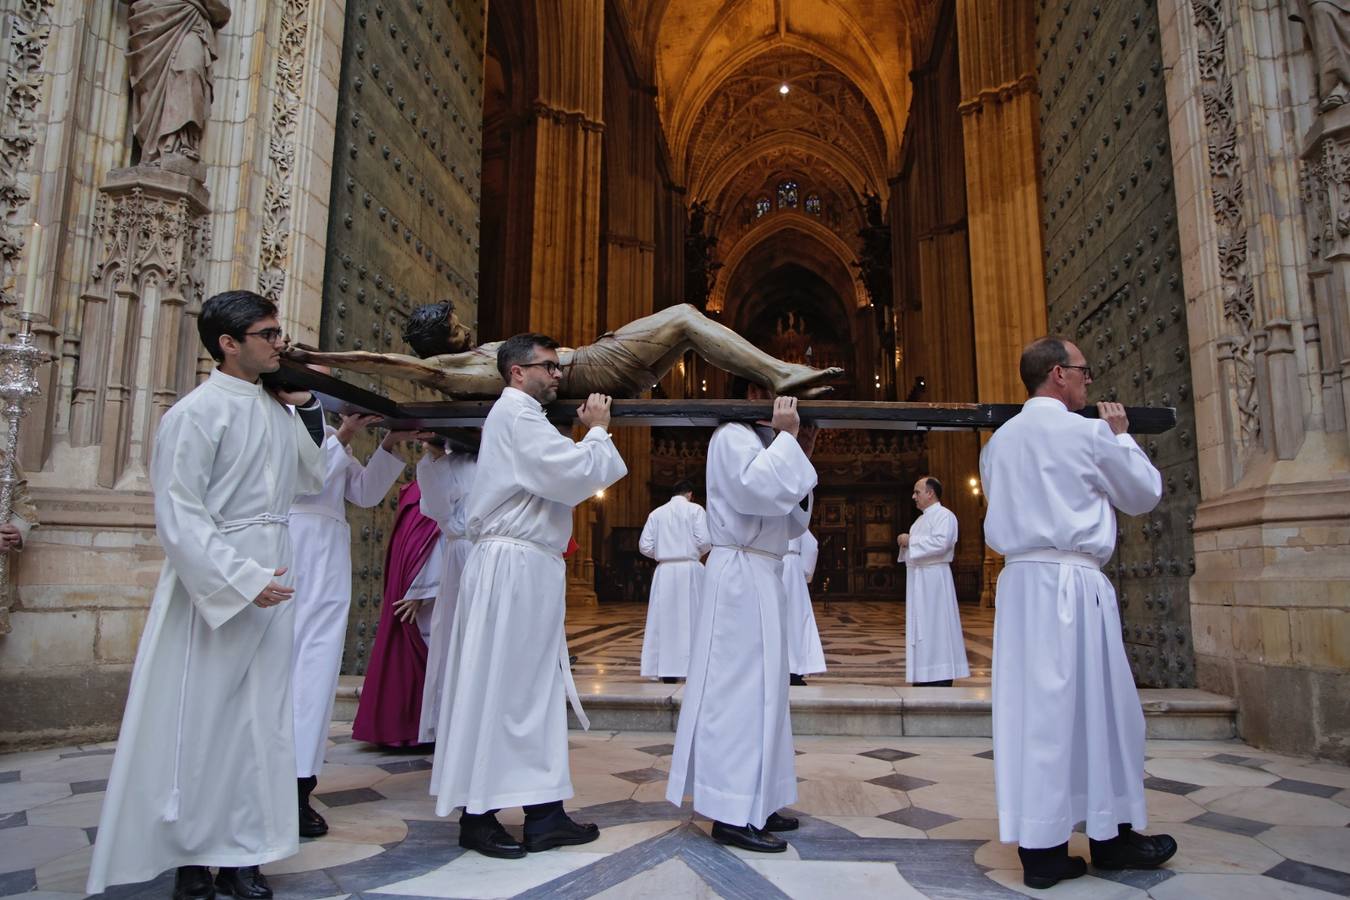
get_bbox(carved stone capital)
[90,167,211,300]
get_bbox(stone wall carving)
[1190,0,1261,452]
[257,0,310,301]
[71,171,211,489]
[0,0,57,306]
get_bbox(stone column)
[1161,0,1350,762]
[512,0,606,594]
[955,0,1046,601]
[954,0,1048,406]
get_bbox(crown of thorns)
[403,301,456,349]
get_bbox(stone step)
[334,677,1236,740]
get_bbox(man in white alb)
[416,439,477,743]
[981,336,1177,889]
[290,407,415,837]
[897,476,969,686]
[88,291,325,900]
[666,384,817,854]
[638,479,711,683]
[429,333,627,859]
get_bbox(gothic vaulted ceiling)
[616,0,938,322]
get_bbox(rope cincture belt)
[290,504,345,524]
[474,533,590,731]
[713,543,784,562]
[217,511,290,533]
[657,556,702,563]
[1004,548,1104,624]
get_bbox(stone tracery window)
[805,194,821,215]
[777,181,798,209]
[755,197,771,218]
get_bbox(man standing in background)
[638,479,711,683]
[898,476,969,687]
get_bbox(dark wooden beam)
[276,358,1177,434]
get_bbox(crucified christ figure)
[287,302,844,399]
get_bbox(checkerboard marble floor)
[567,600,995,685]
[5,724,1348,899]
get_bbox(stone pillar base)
[567,575,599,609]
[1190,468,1350,763]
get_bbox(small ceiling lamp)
[779,82,790,96]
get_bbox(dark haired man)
[981,336,1176,888]
[429,333,627,858]
[638,479,711,683]
[667,382,817,853]
[897,475,968,687]
[294,301,842,398]
[89,291,326,899]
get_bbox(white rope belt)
[217,512,290,533]
[1004,548,1104,624]
[713,544,784,562]
[290,503,346,524]
[472,533,588,730]
[474,533,561,557]
[657,556,701,563]
[1004,548,1101,569]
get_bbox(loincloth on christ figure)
[561,333,662,398]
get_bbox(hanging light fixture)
[779,82,790,96]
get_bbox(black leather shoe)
[214,866,272,900]
[764,811,799,832]
[1090,827,1178,870]
[789,674,807,686]
[173,866,214,900]
[524,813,600,852]
[299,802,328,838]
[1018,845,1087,890]
[459,816,526,859]
[711,821,787,853]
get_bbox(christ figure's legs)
[610,304,844,397]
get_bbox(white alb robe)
[980,396,1162,848]
[638,495,711,678]
[782,530,826,675]
[290,430,404,778]
[87,369,324,892]
[667,424,817,828]
[430,387,626,814]
[899,502,970,683]
[416,449,477,743]
[403,533,445,644]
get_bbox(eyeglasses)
[516,361,568,375]
[1059,364,1093,379]
[243,327,286,344]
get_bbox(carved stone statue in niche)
[289,301,843,399]
[1293,0,1350,112]
[125,0,232,170]
[684,200,721,310]
[855,190,892,308]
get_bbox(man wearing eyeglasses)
[429,333,627,859]
[89,291,327,900]
[980,336,1176,889]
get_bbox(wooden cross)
[277,361,1177,434]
